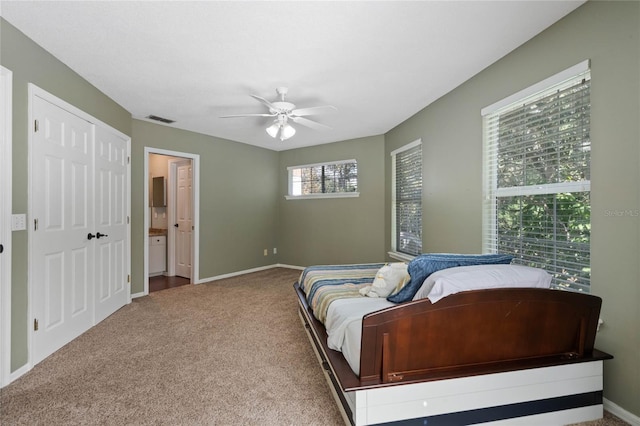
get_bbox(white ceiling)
[1,1,584,151]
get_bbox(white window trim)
[286,158,357,171]
[284,192,360,201]
[481,60,590,116]
[390,139,422,157]
[286,158,358,199]
[495,181,590,198]
[391,138,422,256]
[388,251,415,262]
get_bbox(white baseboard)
[196,263,303,284]
[1,362,31,388]
[275,263,305,271]
[604,398,640,425]
[132,264,305,299]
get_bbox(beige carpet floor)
[0,268,629,425]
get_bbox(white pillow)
[412,264,552,303]
[359,263,409,298]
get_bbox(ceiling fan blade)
[291,116,332,131]
[291,105,337,117]
[250,94,279,111]
[219,113,276,118]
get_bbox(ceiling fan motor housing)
[270,101,295,114]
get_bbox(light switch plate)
[12,214,26,231]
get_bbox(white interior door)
[31,95,94,365]
[175,161,192,279]
[94,126,129,323]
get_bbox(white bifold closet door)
[94,126,129,324]
[31,93,129,365]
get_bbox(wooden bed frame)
[294,283,613,425]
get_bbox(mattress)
[324,297,395,375]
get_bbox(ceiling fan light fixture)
[266,122,280,138]
[281,123,296,140]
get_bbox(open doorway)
[144,148,199,294]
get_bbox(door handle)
[174,223,179,228]
[87,233,96,240]
[96,232,108,239]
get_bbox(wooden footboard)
[359,287,606,386]
[295,283,613,425]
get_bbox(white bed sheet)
[325,297,395,375]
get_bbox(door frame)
[0,66,13,387]
[143,147,200,294]
[27,83,131,369]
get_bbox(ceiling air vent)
[146,114,175,124]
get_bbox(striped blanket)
[298,263,384,323]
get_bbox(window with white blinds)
[392,140,422,257]
[482,62,591,292]
[287,159,358,199]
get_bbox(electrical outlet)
[263,249,268,256]
[273,247,277,255]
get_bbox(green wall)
[278,136,386,266]
[0,19,132,371]
[2,1,639,418]
[130,120,280,293]
[384,1,640,416]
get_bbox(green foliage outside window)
[299,163,358,195]
[497,193,590,291]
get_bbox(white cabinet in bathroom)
[149,235,166,276]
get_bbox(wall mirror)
[152,176,166,207]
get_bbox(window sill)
[387,251,415,262]
[285,192,360,200]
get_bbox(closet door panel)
[31,95,94,365]
[94,126,129,323]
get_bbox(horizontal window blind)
[483,68,591,292]
[394,142,422,256]
[289,160,357,196]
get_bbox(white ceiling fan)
[220,87,337,141]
